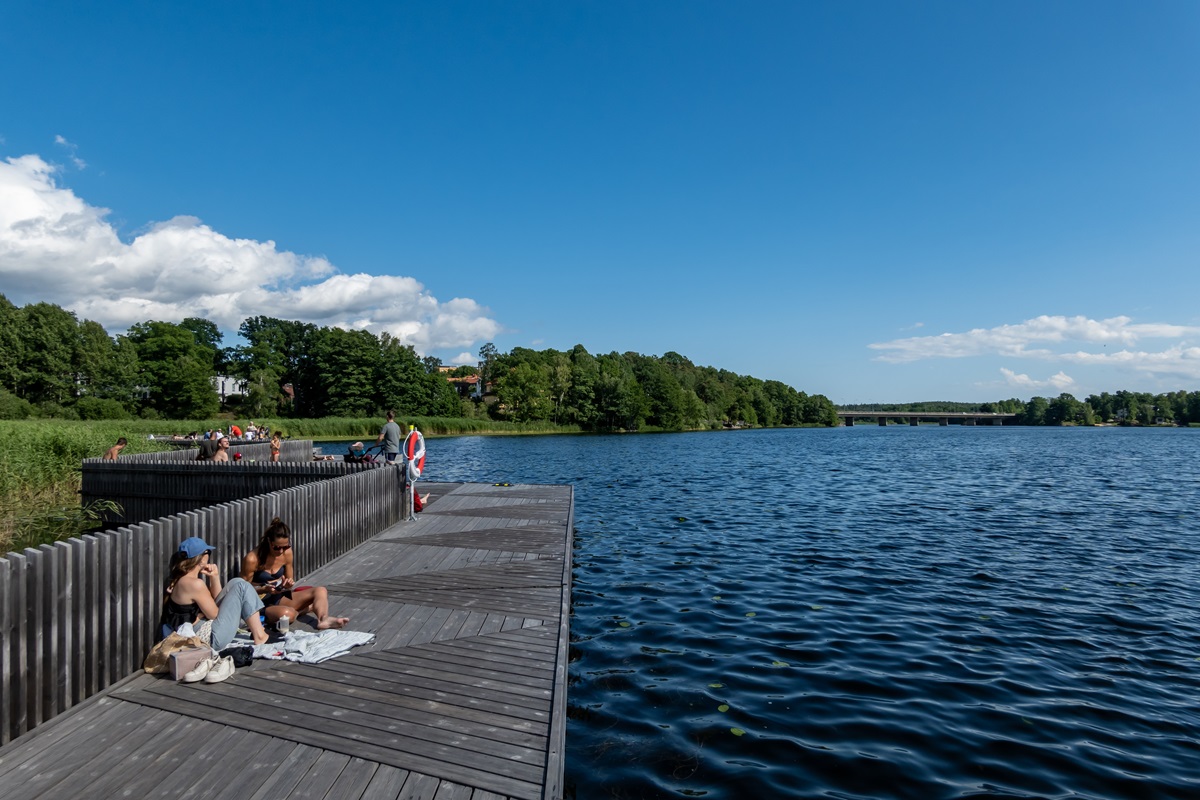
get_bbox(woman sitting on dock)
[160,537,270,648]
[239,518,350,630]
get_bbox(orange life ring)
[404,430,426,481]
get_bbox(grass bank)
[0,420,180,554]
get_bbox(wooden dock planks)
[0,482,574,800]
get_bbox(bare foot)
[420,493,430,504]
[317,616,349,630]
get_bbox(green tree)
[17,302,80,405]
[126,321,219,418]
[0,294,23,393]
[496,361,552,422]
[1021,396,1049,426]
[308,327,382,417]
[567,345,599,428]
[1045,393,1081,426]
[236,316,317,415]
[377,334,427,415]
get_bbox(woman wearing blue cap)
[160,536,271,652]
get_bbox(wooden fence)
[0,465,408,744]
[82,454,382,528]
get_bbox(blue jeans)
[210,578,264,650]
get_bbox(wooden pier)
[0,482,574,800]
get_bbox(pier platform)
[0,482,574,800]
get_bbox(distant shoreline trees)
[0,295,839,430]
[838,392,1200,426]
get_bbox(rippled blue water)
[324,427,1200,798]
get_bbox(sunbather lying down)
[240,517,350,630]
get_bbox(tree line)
[843,393,1200,426]
[0,295,839,430]
[480,345,840,430]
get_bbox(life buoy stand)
[404,429,426,482]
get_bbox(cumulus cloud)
[869,315,1200,363]
[869,314,1200,382]
[0,154,500,353]
[1000,368,1076,391]
[449,351,477,366]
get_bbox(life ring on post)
[404,429,426,482]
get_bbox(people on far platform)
[102,437,127,460]
[211,433,231,462]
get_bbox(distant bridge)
[838,411,1018,427]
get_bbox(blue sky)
[2,2,1198,403]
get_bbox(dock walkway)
[0,482,574,800]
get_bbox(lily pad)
[718,704,730,713]
[708,682,723,688]
[745,612,756,618]
[810,605,824,610]
[771,661,789,668]
[618,621,631,628]
[730,727,746,736]
[712,595,722,601]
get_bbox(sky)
[1,2,1198,404]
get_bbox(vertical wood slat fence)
[0,465,407,745]
[82,456,383,528]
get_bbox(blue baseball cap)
[178,536,215,558]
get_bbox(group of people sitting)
[159,518,349,681]
[194,431,282,462]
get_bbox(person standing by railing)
[375,409,402,463]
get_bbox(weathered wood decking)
[0,482,574,800]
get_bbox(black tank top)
[159,593,200,637]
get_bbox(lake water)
[321,427,1200,798]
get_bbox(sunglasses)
[272,544,291,552]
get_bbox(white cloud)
[449,351,477,366]
[1000,368,1076,391]
[0,154,501,353]
[869,315,1200,363]
[870,314,1200,383]
[53,135,86,170]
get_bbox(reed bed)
[0,421,180,553]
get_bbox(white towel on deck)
[251,629,375,663]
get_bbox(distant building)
[213,375,248,402]
[447,374,482,399]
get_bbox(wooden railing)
[82,450,382,529]
[0,465,408,744]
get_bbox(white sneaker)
[203,655,235,684]
[181,656,215,683]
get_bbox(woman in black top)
[160,536,270,649]
[239,518,349,631]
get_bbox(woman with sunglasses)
[239,517,349,630]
